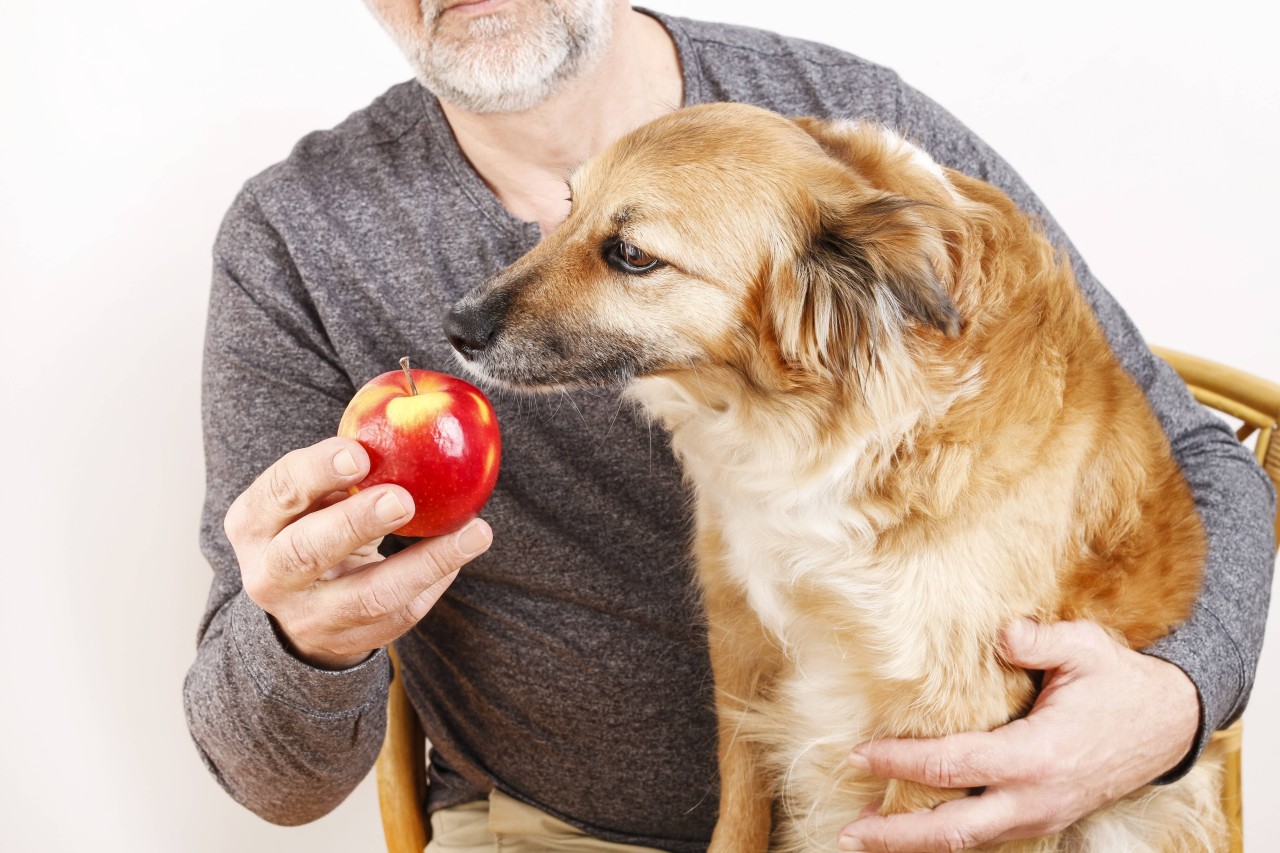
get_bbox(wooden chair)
[376,346,1280,853]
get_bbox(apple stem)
[399,357,419,396]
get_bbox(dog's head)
[446,103,964,393]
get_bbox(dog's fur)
[447,103,1223,851]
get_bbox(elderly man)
[184,2,1275,851]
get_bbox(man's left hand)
[837,619,1201,853]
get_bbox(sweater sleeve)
[183,183,392,824]
[892,79,1277,775]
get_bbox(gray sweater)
[185,12,1277,852]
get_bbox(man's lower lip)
[444,0,510,16]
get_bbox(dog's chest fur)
[630,372,1061,667]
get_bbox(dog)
[445,102,1224,852]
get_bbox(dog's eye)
[606,240,663,274]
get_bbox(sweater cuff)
[229,591,391,717]
[1141,602,1245,784]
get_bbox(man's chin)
[409,44,568,114]
[404,0,614,113]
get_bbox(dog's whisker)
[590,391,629,456]
[557,387,590,429]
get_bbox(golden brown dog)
[446,102,1224,852]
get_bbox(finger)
[263,483,414,590]
[226,437,370,544]
[838,789,1019,853]
[314,569,463,662]
[316,489,353,510]
[315,491,386,575]
[851,728,1028,789]
[320,541,386,581]
[319,518,492,631]
[350,537,385,559]
[1001,619,1111,672]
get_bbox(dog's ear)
[769,193,962,375]
[820,194,962,338]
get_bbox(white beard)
[394,0,616,113]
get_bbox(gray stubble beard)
[404,0,616,113]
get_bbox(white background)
[1,1,1276,850]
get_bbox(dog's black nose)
[444,303,497,359]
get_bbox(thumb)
[1001,618,1099,671]
[453,518,493,559]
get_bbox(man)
[184,2,1276,851]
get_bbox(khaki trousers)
[425,789,667,853]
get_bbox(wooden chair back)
[375,346,1280,853]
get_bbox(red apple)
[337,358,500,538]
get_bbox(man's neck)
[439,9,681,236]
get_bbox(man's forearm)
[183,589,391,825]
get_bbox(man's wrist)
[1142,598,1252,785]
[230,591,390,714]
[268,614,375,671]
[1141,651,1203,783]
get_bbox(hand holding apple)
[226,433,494,670]
[337,358,501,538]
[225,358,500,669]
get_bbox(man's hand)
[837,620,1201,853]
[225,436,493,670]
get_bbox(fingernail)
[375,491,408,523]
[837,834,863,851]
[456,519,492,557]
[334,448,359,476]
[848,747,870,772]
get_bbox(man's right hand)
[225,436,493,670]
